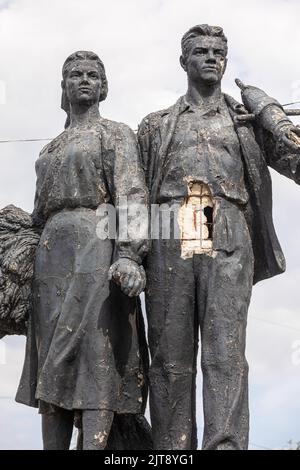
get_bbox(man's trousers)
[145,200,254,450]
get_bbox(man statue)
[138,24,300,450]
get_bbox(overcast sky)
[1,0,300,450]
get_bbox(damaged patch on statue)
[178,181,215,259]
[94,430,108,445]
[289,129,300,147]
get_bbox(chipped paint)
[178,181,214,259]
[94,430,108,445]
[289,129,300,147]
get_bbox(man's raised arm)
[236,79,300,183]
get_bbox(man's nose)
[206,50,216,62]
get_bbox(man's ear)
[180,55,187,72]
[61,80,65,90]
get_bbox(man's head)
[180,24,228,86]
[61,51,108,115]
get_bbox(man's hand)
[277,125,300,154]
[108,258,146,297]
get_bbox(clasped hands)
[108,258,146,297]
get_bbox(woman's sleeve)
[105,123,150,264]
[31,146,49,228]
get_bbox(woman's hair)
[61,51,108,128]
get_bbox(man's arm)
[137,113,160,193]
[236,79,300,183]
[256,126,300,184]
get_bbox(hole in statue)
[204,206,213,240]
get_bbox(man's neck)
[185,81,222,108]
[69,103,100,129]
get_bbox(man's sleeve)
[238,82,300,184]
[137,115,154,191]
[255,124,300,185]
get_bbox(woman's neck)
[69,103,100,129]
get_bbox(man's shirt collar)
[179,94,228,117]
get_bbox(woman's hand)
[108,258,146,297]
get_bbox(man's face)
[63,60,102,106]
[181,36,227,86]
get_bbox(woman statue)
[14,51,150,450]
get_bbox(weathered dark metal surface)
[2,31,300,452]
[138,24,300,450]
[2,51,151,450]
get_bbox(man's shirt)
[157,95,249,205]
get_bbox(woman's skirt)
[16,208,147,414]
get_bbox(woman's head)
[61,51,108,125]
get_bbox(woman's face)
[64,60,102,107]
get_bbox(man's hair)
[181,24,228,59]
